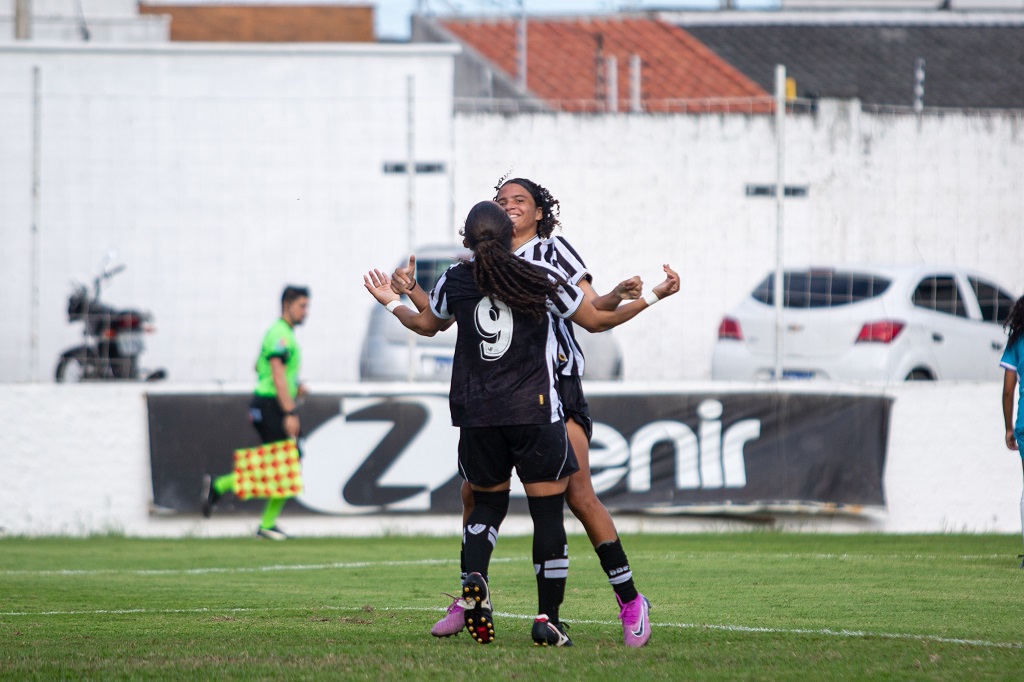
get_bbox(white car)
[359,245,624,381]
[711,265,1016,383]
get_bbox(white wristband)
[643,290,660,306]
[385,300,402,314]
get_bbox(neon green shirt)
[254,318,300,399]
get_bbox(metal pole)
[406,74,415,256]
[15,0,31,39]
[406,74,417,382]
[629,54,642,113]
[31,66,42,382]
[913,57,926,114]
[516,2,527,92]
[773,64,786,384]
[605,56,618,112]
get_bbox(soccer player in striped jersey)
[500,177,658,647]
[394,182,676,647]
[365,200,676,647]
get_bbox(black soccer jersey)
[429,259,584,427]
[514,235,591,377]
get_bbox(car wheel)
[905,369,934,381]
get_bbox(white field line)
[632,553,1014,562]
[2,551,1009,577]
[4,555,1021,650]
[0,556,476,576]
[0,603,1019,650]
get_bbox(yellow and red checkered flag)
[232,440,303,500]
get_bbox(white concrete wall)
[0,18,171,43]
[0,382,1018,537]
[28,0,140,19]
[1,48,1022,387]
[452,101,1024,381]
[0,42,460,384]
[0,0,170,42]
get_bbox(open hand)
[363,269,400,306]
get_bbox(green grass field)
[2,532,1022,681]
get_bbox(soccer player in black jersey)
[396,179,675,647]
[364,200,676,647]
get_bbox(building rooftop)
[435,15,770,113]
[676,18,1024,108]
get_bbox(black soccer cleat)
[256,525,290,541]
[532,614,572,647]
[461,572,495,644]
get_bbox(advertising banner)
[147,389,891,517]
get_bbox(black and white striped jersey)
[514,235,591,377]
[428,259,584,427]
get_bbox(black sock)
[529,493,568,623]
[596,539,639,604]
[462,489,509,583]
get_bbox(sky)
[374,0,779,40]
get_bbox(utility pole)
[913,57,926,114]
[773,64,786,383]
[16,0,31,39]
[516,1,527,91]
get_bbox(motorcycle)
[55,254,167,382]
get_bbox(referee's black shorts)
[557,373,593,443]
[458,421,579,488]
[249,396,288,444]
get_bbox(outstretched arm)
[364,269,446,337]
[569,264,679,332]
[583,276,643,312]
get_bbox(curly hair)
[1006,294,1024,347]
[461,201,559,322]
[494,176,561,239]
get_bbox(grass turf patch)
[1,533,1021,681]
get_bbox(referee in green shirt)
[203,285,310,540]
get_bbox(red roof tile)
[439,16,771,113]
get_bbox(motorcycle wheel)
[55,350,97,382]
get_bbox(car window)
[968,277,1016,323]
[751,271,891,308]
[415,257,462,293]
[912,275,967,318]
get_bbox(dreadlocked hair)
[462,201,560,322]
[1006,294,1024,347]
[496,177,561,239]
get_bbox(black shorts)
[458,421,580,488]
[557,374,593,443]
[249,396,288,444]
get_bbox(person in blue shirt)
[1000,294,1024,566]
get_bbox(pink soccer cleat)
[430,593,466,638]
[617,593,652,647]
